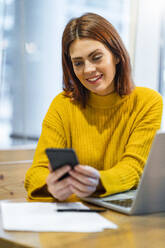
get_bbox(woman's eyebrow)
[88,49,102,57]
[71,49,102,60]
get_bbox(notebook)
[81,131,165,215]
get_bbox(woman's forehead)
[69,38,107,58]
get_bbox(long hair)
[62,12,134,107]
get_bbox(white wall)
[133,0,163,90]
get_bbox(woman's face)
[69,38,118,96]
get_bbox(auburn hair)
[62,12,134,107]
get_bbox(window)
[0,0,15,146]
[159,10,165,130]
[0,0,138,147]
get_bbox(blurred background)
[0,0,164,148]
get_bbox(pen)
[56,209,106,212]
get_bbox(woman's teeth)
[87,75,102,82]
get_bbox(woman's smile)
[70,38,118,96]
[86,74,103,84]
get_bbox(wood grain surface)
[0,207,165,248]
[0,158,165,248]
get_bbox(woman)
[25,13,163,202]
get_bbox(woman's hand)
[68,165,100,197]
[46,164,73,201]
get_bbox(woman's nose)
[84,61,96,74]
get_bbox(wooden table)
[0,159,165,248]
[0,202,165,248]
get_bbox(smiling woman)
[69,39,117,96]
[62,13,133,108]
[24,13,163,202]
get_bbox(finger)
[57,192,72,201]
[47,165,71,184]
[74,165,100,178]
[70,185,96,198]
[55,165,72,180]
[69,170,98,186]
[69,177,97,193]
[47,175,70,193]
[50,185,72,201]
[54,177,71,191]
[48,163,53,172]
[47,178,71,195]
[55,186,72,200]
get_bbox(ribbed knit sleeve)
[24,94,67,201]
[99,89,163,196]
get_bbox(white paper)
[0,201,117,232]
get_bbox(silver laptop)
[82,131,165,215]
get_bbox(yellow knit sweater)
[25,87,163,201]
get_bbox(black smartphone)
[45,148,79,180]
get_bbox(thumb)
[48,163,53,172]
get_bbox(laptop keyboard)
[106,198,133,208]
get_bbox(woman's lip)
[86,74,103,83]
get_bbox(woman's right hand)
[46,163,73,201]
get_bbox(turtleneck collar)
[87,91,130,109]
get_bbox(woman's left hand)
[68,165,100,197]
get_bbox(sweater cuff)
[99,165,138,197]
[25,167,54,201]
[25,167,80,202]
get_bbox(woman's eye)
[73,61,83,67]
[93,55,102,61]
